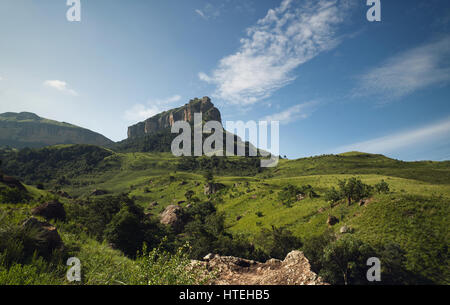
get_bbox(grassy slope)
[1,148,449,283]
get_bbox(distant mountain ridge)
[0,112,114,148]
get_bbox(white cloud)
[195,3,223,20]
[261,101,318,124]
[199,0,354,105]
[354,36,450,101]
[43,80,78,96]
[333,117,450,154]
[124,95,182,122]
[195,9,207,19]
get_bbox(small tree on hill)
[337,178,373,205]
[324,187,341,208]
[203,170,214,182]
[375,180,390,194]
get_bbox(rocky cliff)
[127,96,222,138]
[0,112,114,148]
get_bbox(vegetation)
[0,146,448,285]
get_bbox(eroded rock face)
[127,97,222,138]
[160,205,185,232]
[204,183,225,195]
[327,215,339,226]
[0,174,26,191]
[32,200,66,221]
[192,250,327,285]
[22,217,64,255]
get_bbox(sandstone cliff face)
[192,250,327,285]
[127,97,222,139]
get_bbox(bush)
[0,186,31,204]
[324,187,341,205]
[337,178,373,205]
[104,207,145,257]
[255,226,302,260]
[129,241,210,285]
[320,235,375,285]
[375,180,390,194]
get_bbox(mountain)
[127,96,222,138]
[116,97,255,155]
[0,112,114,148]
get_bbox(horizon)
[1,0,449,161]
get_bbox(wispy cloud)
[195,3,223,20]
[332,117,450,154]
[354,36,450,101]
[199,0,355,105]
[43,80,78,96]
[261,101,318,124]
[124,95,182,122]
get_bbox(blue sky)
[0,0,449,161]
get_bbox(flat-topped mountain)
[127,96,222,139]
[0,112,114,148]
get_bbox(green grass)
[1,147,449,284]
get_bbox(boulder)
[32,200,66,221]
[22,218,64,255]
[160,205,185,232]
[193,250,327,285]
[57,190,71,198]
[327,215,339,226]
[90,189,108,196]
[296,194,306,201]
[340,225,352,234]
[0,174,26,191]
[204,182,225,195]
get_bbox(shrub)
[337,178,373,205]
[375,180,390,194]
[129,241,210,285]
[320,235,375,285]
[255,226,302,260]
[324,187,341,205]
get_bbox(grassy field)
[1,146,449,284]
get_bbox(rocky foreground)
[192,250,327,285]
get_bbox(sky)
[0,0,449,161]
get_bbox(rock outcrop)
[32,200,66,221]
[159,205,185,232]
[127,97,222,138]
[22,217,64,255]
[192,250,327,285]
[204,182,226,195]
[0,174,26,191]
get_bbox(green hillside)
[0,112,114,148]
[0,146,449,284]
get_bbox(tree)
[324,187,341,207]
[337,178,373,205]
[255,226,302,259]
[321,235,375,285]
[375,180,390,194]
[104,206,144,257]
[184,190,195,202]
[203,170,214,182]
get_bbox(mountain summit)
[0,112,114,148]
[127,96,222,139]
